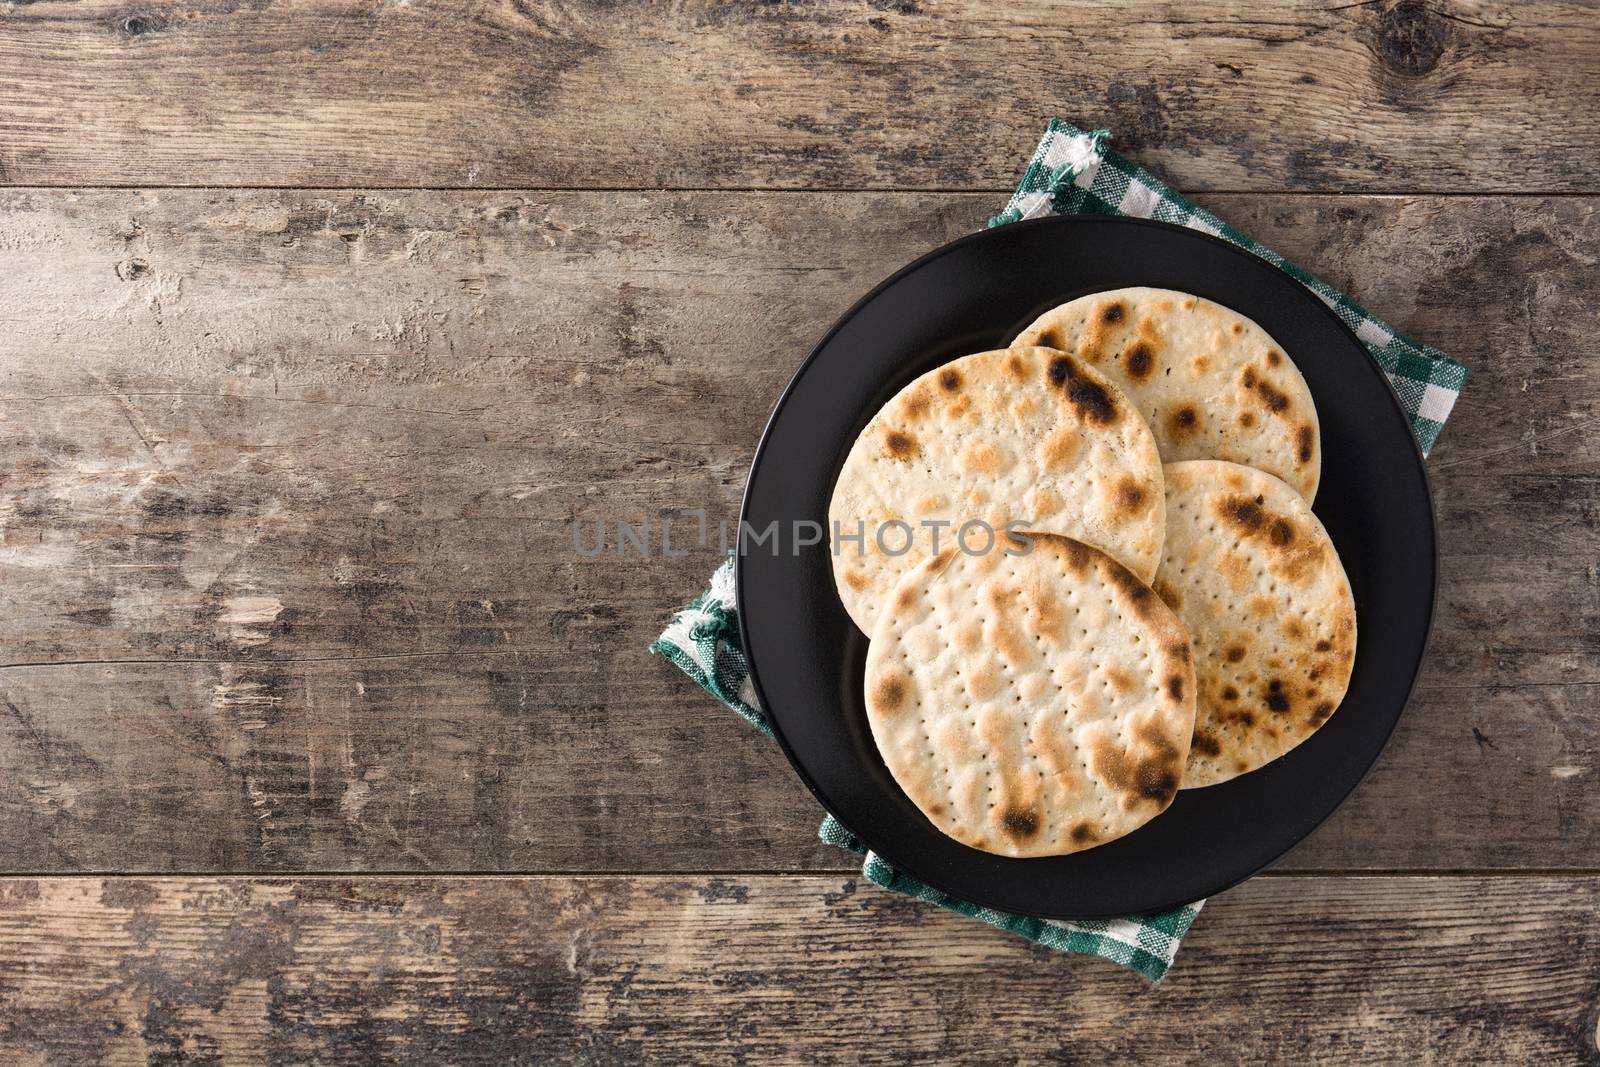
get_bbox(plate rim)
[735,213,1439,917]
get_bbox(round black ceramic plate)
[737,215,1436,919]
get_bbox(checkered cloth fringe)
[651,120,1464,982]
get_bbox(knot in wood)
[1374,0,1448,77]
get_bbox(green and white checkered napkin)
[652,119,1466,982]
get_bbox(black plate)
[737,215,1436,919]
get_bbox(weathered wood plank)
[0,1,1597,191]
[1,661,1589,873]
[0,191,1592,675]
[0,190,1594,872]
[0,656,839,872]
[0,875,1594,1064]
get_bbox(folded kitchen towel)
[651,120,1466,982]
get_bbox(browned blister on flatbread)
[828,347,1165,634]
[1014,288,1321,500]
[863,534,1196,857]
[1154,461,1357,788]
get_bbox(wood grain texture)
[0,1,1597,191]
[0,875,1595,1064]
[0,190,1594,872]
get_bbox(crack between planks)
[0,391,476,418]
[0,185,1597,198]
[0,868,1597,880]
[0,648,569,670]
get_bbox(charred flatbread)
[863,533,1196,856]
[1154,461,1356,788]
[828,346,1164,634]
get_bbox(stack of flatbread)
[828,288,1356,857]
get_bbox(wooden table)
[0,2,1596,1062]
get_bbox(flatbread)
[864,533,1196,857]
[1153,461,1357,788]
[828,346,1165,635]
[1012,287,1321,500]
